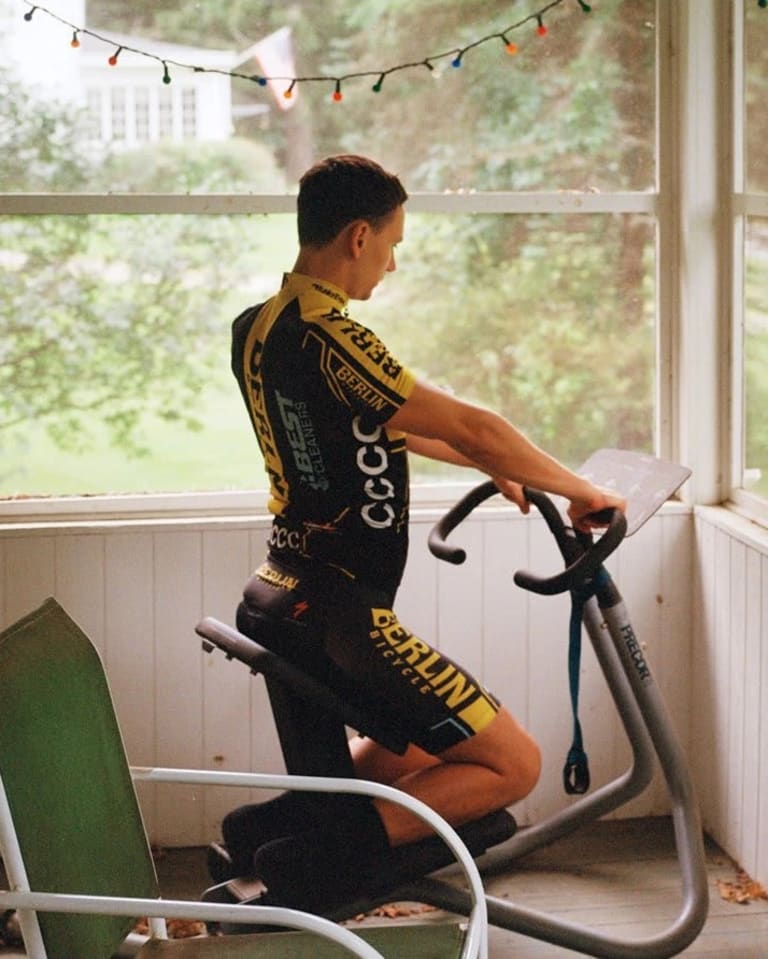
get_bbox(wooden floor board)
[359,817,768,957]
[2,817,766,957]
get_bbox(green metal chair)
[0,598,482,959]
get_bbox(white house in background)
[75,29,239,146]
[4,0,295,147]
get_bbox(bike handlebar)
[428,482,627,595]
[427,480,499,565]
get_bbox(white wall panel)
[691,508,768,887]
[758,555,768,886]
[725,539,747,861]
[2,534,56,624]
[54,534,106,656]
[481,514,533,823]
[3,502,763,885]
[436,517,483,674]
[656,514,694,768]
[691,514,716,838]
[153,530,205,846]
[615,517,666,817]
[524,517,573,823]
[103,532,157,838]
[712,528,733,845]
[740,548,762,880]
[480,515,530,708]
[201,528,268,842]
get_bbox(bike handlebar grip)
[513,507,627,595]
[428,479,500,564]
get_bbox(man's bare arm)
[388,380,626,529]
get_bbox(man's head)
[297,154,408,248]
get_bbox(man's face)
[352,205,405,300]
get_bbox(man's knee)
[508,728,542,801]
[442,707,542,803]
[486,713,541,803]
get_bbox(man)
[224,154,626,908]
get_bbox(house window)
[135,87,151,142]
[85,88,103,142]
[158,86,174,139]
[110,87,127,142]
[181,88,197,139]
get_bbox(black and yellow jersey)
[232,272,416,596]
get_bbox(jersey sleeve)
[303,308,416,424]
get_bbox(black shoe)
[206,841,234,884]
[0,910,22,947]
[251,808,517,916]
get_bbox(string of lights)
[21,0,593,100]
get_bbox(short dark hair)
[297,154,408,247]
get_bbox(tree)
[744,248,768,496]
[3,0,661,488]
[744,3,768,495]
[0,69,280,465]
[364,210,654,469]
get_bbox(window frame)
[0,191,657,524]
[3,1,764,529]
[729,1,768,525]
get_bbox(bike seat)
[196,616,411,755]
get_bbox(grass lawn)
[1,372,266,498]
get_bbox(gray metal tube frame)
[386,582,709,958]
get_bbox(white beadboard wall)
[0,502,764,889]
[691,507,768,891]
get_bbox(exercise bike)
[196,449,709,958]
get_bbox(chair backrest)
[0,598,159,959]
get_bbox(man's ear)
[346,219,370,259]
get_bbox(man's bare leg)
[349,706,541,846]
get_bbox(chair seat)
[137,921,465,958]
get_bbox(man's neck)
[292,243,353,297]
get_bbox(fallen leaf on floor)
[715,871,768,905]
[352,903,437,921]
[134,918,207,938]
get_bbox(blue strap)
[563,587,590,794]
[562,567,608,795]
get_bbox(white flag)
[244,26,298,111]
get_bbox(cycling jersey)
[232,272,416,597]
[232,273,501,752]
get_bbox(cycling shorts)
[236,555,501,755]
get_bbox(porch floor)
[2,817,767,957]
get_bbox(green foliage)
[0,211,256,459]
[95,138,287,193]
[745,327,768,493]
[89,0,655,192]
[0,69,91,190]
[2,1,664,492]
[746,1,768,192]
[88,0,281,46]
[365,212,654,468]
[744,250,768,494]
[298,0,654,193]
[0,69,278,468]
